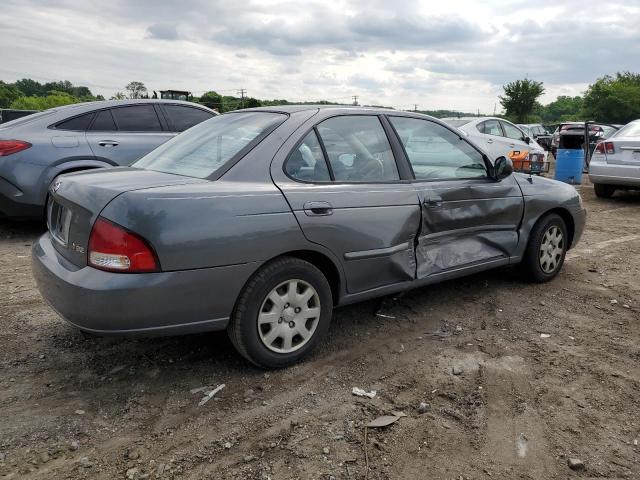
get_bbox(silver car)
[33,106,586,368]
[0,99,216,218]
[589,119,640,197]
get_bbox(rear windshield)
[613,121,640,138]
[134,112,286,179]
[0,110,54,128]
[443,119,472,128]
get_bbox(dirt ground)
[1,182,639,480]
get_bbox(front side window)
[390,117,487,180]
[285,130,330,182]
[134,112,285,179]
[316,116,399,182]
[163,105,214,132]
[111,105,162,132]
[479,120,502,136]
[502,121,525,141]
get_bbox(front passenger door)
[389,116,524,278]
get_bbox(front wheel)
[228,257,333,368]
[593,183,615,199]
[521,213,568,283]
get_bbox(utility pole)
[414,104,418,112]
[237,88,246,108]
[352,95,359,106]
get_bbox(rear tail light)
[595,142,605,154]
[604,141,615,155]
[88,217,159,273]
[0,140,31,156]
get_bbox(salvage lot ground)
[1,183,639,479]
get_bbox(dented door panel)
[415,175,524,277]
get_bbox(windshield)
[443,119,472,128]
[134,112,286,178]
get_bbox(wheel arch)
[536,207,576,249]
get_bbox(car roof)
[241,104,398,114]
[51,99,214,113]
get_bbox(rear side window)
[316,116,399,182]
[478,120,502,136]
[163,105,214,132]
[501,121,525,141]
[134,112,285,179]
[56,112,94,131]
[390,117,487,180]
[111,105,162,132]
[90,110,117,131]
[285,130,331,182]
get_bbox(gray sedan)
[0,99,216,218]
[33,106,586,368]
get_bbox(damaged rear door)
[388,116,524,278]
[274,114,421,294]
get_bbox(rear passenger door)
[85,104,175,165]
[273,114,421,294]
[475,119,506,160]
[389,116,524,278]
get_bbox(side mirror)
[494,156,513,181]
[524,136,531,144]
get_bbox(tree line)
[500,72,640,125]
[1,73,639,125]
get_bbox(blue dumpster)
[554,148,583,184]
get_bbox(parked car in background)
[550,122,618,157]
[33,106,585,368]
[589,119,640,198]
[0,99,216,218]
[517,123,553,151]
[442,117,547,173]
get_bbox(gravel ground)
[0,182,639,479]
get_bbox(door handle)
[509,143,515,148]
[487,139,493,144]
[424,196,442,208]
[98,140,119,147]
[303,201,333,216]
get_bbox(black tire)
[593,183,615,199]
[521,213,568,283]
[228,256,333,368]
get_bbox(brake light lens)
[604,141,615,155]
[0,140,31,156]
[595,142,605,154]
[88,217,159,273]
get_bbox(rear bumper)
[589,159,640,187]
[32,232,259,336]
[0,176,42,218]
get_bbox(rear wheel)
[593,183,615,199]
[521,213,568,283]
[228,257,333,368]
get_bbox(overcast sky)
[1,0,639,112]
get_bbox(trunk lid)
[47,167,206,267]
[607,137,640,165]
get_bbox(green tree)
[540,95,583,123]
[499,79,545,123]
[0,81,22,108]
[198,91,223,109]
[110,91,126,100]
[10,91,79,110]
[582,72,640,124]
[125,81,147,99]
[14,78,43,97]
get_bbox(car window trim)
[281,114,408,185]
[385,115,493,183]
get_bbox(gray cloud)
[146,23,179,40]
